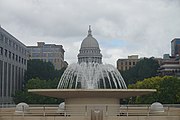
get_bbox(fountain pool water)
[57,62,127,89]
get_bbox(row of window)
[30,47,63,53]
[81,49,100,54]
[41,58,62,63]
[119,66,131,71]
[119,61,137,66]
[30,52,63,58]
[79,57,102,63]
[0,34,27,55]
[0,47,26,65]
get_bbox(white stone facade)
[0,27,27,104]
[78,26,102,64]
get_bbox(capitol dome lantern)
[78,26,102,64]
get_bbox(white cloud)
[0,0,180,66]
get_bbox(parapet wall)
[1,116,180,120]
[0,104,180,120]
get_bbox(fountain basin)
[29,88,156,117]
[28,89,156,100]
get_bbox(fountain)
[28,26,156,119]
[57,62,127,89]
[57,26,126,90]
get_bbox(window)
[42,53,47,57]
[133,62,135,65]
[0,34,3,41]
[19,47,21,52]
[9,40,12,46]
[16,55,18,61]
[129,62,131,65]
[12,65,15,93]
[16,45,18,51]
[9,51,11,59]
[0,47,3,55]
[0,60,3,96]
[8,63,11,96]
[32,48,41,52]
[13,42,15,49]
[4,62,7,96]
[5,37,8,44]
[24,59,26,65]
[32,53,40,57]
[19,56,21,63]
[48,53,54,57]
[42,48,50,52]
[22,58,23,64]
[5,49,7,57]
[22,48,24,54]
[12,53,15,60]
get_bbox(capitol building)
[0,26,179,120]
[78,26,102,64]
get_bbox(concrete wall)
[1,105,179,120]
[1,116,180,120]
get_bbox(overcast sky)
[0,0,180,66]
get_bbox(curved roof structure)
[78,26,102,64]
[81,27,99,48]
[150,102,164,112]
[15,102,29,113]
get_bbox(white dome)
[15,102,29,113]
[150,102,164,112]
[78,26,102,64]
[81,36,99,48]
[57,102,65,113]
[58,102,65,110]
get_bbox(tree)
[13,59,66,104]
[25,59,65,82]
[158,76,180,103]
[121,58,159,85]
[13,78,63,104]
[128,76,180,104]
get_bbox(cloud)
[0,0,180,66]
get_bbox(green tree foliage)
[128,76,180,104]
[121,58,159,85]
[13,78,63,104]
[25,60,65,82]
[13,60,66,104]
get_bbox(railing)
[0,104,180,117]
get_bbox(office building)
[0,26,27,104]
[27,42,67,70]
[117,55,163,71]
[158,38,180,76]
[158,59,180,76]
[159,54,180,77]
[171,38,180,57]
[117,55,139,71]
